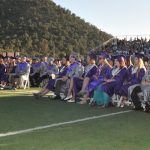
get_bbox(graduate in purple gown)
[78,52,112,104]
[125,55,133,82]
[33,56,70,98]
[64,53,98,102]
[46,57,69,91]
[91,56,128,107]
[87,52,112,95]
[0,58,6,87]
[118,53,146,97]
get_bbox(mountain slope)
[0,0,112,56]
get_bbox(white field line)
[0,110,132,138]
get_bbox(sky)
[53,0,150,38]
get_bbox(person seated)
[33,56,70,98]
[38,57,59,85]
[54,53,84,102]
[0,58,7,89]
[30,58,41,87]
[91,56,128,108]
[118,53,146,107]
[7,57,17,90]
[54,59,62,70]
[38,56,48,84]
[125,55,133,80]
[15,57,30,88]
[64,52,98,102]
[130,62,150,112]
[78,52,112,104]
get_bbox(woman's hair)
[120,60,126,68]
[138,58,146,71]
[126,56,133,67]
[104,59,112,68]
[0,58,4,64]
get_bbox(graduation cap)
[64,55,70,61]
[125,55,132,61]
[70,52,78,60]
[135,53,144,59]
[119,54,125,58]
[116,55,125,63]
[88,53,97,60]
[111,55,118,60]
[99,51,109,59]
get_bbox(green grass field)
[0,89,150,150]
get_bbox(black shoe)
[132,106,143,111]
[53,95,61,100]
[33,93,41,99]
[144,103,150,113]
[89,101,97,107]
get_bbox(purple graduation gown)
[101,67,128,97]
[0,64,6,82]
[88,64,112,94]
[46,66,68,91]
[73,64,98,97]
[126,65,133,82]
[119,68,146,96]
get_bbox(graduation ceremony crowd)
[0,38,150,112]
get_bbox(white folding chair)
[19,74,30,89]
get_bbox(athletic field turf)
[0,89,150,150]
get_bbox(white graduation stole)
[85,64,96,76]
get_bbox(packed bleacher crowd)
[102,37,150,55]
[0,38,150,112]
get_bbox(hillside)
[0,0,112,56]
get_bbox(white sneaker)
[60,93,66,100]
[64,95,72,101]
[67,99,75,103]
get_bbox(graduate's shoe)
[132,106,143,111]
[67,99,75,103]
[33,93,41,99]
[89,100,97,107]
[60,93,66,100]
[64,95,72,101]
[78,100,87,104]
[11,87,16,90]
[53,95,61,100]
[143,102,150,113]
[77,91,87,96]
